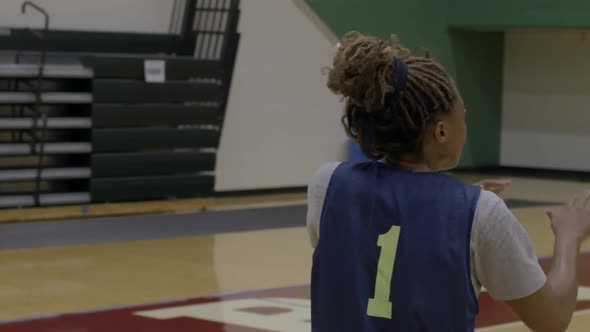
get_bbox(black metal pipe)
[22,1,50,206]
[179,0,197,55]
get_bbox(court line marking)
[175,200,306,214]
[204,195,561,215]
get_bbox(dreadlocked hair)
[326,31,458,161]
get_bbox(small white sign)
[144,60,166,83]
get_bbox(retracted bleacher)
[0,0,240,208]
[0,55,93,208]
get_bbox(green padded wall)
[305,0,503,167]
[449,0,590,29]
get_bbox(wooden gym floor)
[1,173,590,331]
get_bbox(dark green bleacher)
[0,0,240,207]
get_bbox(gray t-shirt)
[307,162,546,301]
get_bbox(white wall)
[501,30,590,171]
[216,0,347,191]
[0,0,175,33]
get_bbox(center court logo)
[134,288,590,331]
[135,297,310,332]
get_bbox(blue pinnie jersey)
[311,161,481,331]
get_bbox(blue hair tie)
[392,58,408,97]
[360,58,408,159]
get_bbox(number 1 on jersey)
[367,225,401,319]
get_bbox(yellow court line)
[0,193,307,224]
[0,198,213,224]
[203,200,307,213]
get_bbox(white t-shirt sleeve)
[306,162,341,248]
[471,190,547,301]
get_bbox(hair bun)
[326,32,407,112]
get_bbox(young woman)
[308,32,590,332]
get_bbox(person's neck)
[387,155,435,173]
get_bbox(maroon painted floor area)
[2,254,590,332]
